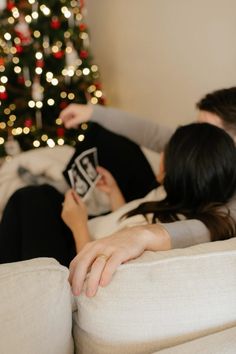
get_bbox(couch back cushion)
[73,238,236,354]
[0,258,74,354]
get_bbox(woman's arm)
[61,189,91,252]
[96,166,125,211]
[59,103,173,152]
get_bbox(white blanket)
[0,145,160,221]
[0,145,74,220]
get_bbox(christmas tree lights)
[0,0,104,157]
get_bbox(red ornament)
[53,50,64,59]
[24,118,33,128]
[50,17,61,30]
[99,97,106,105]
[7,0,15,11]
[80,0,85,9]
[79,23,87,31]
[0,57,4,65]
[57,127,65,137]
[15,45,23,54]
[80,50,88,59]
[17,75,25,85]
[0,91,8,100]
[60,101,68,109]
[95,82,102,90]
[36,59,44,68]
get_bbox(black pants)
[0,185,76,267]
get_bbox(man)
[59,87,236,296]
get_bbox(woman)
[61,123,236,297]
[0,123,235,286]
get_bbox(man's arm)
[163,219,211,248]
[91,105,173,152]
[60,103,174,152]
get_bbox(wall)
[85,0,236,127]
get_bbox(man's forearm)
[91,105,173,152]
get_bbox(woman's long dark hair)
[125,123,236,241]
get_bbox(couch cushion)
[153,326,236,354]
[0,258,74,354]
[73,237,236,354]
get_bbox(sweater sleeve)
[163,219,211,248]
[91,104,173,152]
[161,195,236,249]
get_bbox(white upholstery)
[154,326,236,354]
[73,237,236,354]
[0,258,74,354]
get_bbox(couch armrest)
[153,326,236,354]
[0,258,74,354]
[73,237,236,354]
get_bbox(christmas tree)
[0,0,104,157]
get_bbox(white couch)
[1,146,236,353]
[1,237,236,354]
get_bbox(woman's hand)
[59,103,93,129]
[69,224,171,297]
[96,166,125,211]
[61,189,90,251]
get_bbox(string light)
[68,93,75,100]
[60,92,67,99]
[0,76,8,84]
[28,100,35,108]
[36,101,43,108]
[0,122,6,129]
[56,118,62,125]
[32,12,39,20]
[35,67,43,75]
[35,52,43,60]
[78,134,85,142]
[94,90,103,98]
[41,134,48,141]
[51,78,59,86]
[47,139,55,148]
[12,8,20,19]
[57,138,64,145]
[9,115,16,121]
[40,5,51,16]
[8,17,15,24]
[0,0,103,158]
[82,68,90,75]
[91,97,98,104]
[33,30,41,38]
[91,65,98,72]
[47,98,55,106]
[25,15,32,23]
[4,33,11,41]
[33,140,40,147]
[23,127,30,134]
[4,108,10,115]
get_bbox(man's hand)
[59,103,93,128]
[69,224,171,297]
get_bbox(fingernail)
[86,288,95,297]
[73,287,81,296]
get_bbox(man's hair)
[124,123,236,242]
[196,87,236,136]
